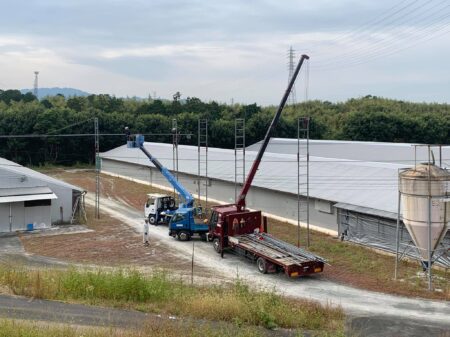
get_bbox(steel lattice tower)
[287,47,296,105]
[33,71,39,98]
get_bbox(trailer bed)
[228,232,326,277]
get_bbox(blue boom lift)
[127,134,209,241]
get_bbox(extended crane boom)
[237,54,309,211]
[206,54,325,277]
[130,134,194,208]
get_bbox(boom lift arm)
[129,134,194,208]
[237,54,309,211]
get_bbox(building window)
[315,199,332,214]
[24,199,52,207]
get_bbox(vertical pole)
[428,195,432,290]
[205,119,209,211]
[191,240,195,285]
[427,145,432,291]
[94,117,100,219]
[172,118,178,200]
[234,120,238,203]
[337,209,343,240]
[306,117,310,247]
[242,119,245,197]
[414,145,417,170]
[394,189,401,280]
[9,203,12,232]
[198,119,201,205]
[234,119,245,204]
[197,119,208,216]
[205,120,208,213]
[297,118,300,248]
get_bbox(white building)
[0,158,85,232]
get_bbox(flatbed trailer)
[228,232,326,277]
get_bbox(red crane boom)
[236,54,309,211]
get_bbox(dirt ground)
[28,169,450,300]
[20,208,198,272]
[19,172,211,276]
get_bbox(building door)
[24,199,52,229]
[0,204,10,232]
[11,202,25,231]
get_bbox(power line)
[0,133,194,139]
[305,0,450,70]
[100,154,450,163]
[315,0,446,64]
[314,3,450,69]
[326,0,418,45]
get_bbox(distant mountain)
[20,87,90,100]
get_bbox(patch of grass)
[0,266,344,333]
[0,319,265,337]
[32,163,94,173]
[268,223,450,300]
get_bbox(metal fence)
[337,208,450,267]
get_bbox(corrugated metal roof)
[0,186,53,197]
[247,138,450,166]
[0,186,57,203]
[0,158,84,192]
[334,202,398,220]
[0,193,58,203]
[100,141,407,214]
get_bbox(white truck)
[144,193,177,225]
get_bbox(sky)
[0,0,449,105]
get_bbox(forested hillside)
[0,89,448,166]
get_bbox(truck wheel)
[256,257,268,274]
[148,215,157,225]
[213,238,221,253]
[177,231,191,241]
[200,233,207,241]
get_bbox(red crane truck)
[208,54,326,277]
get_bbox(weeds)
[0,319,265,337]
[0,266,344,333]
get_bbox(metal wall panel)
[0,204,10,232]
[25,204,52,229]
[101,159,338,233]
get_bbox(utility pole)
[94,117,100,219]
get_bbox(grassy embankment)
[0,266,345,335]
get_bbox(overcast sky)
[0,0,449,104]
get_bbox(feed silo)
[398,163,449,286]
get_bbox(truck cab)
[168,206,209,241]
[208,204,263,253]
[144,193,177,225]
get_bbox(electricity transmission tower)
[287,47,296,105]
[33,71,39,98]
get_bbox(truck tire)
[200,233,207,241]
[148,214,157,225]
[177,231,191,241]
[213,238,221,253]
[256,257,268,274]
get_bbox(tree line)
[0,89,448,166]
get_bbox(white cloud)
[0,0,449,103]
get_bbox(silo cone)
[399,164,449,268]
